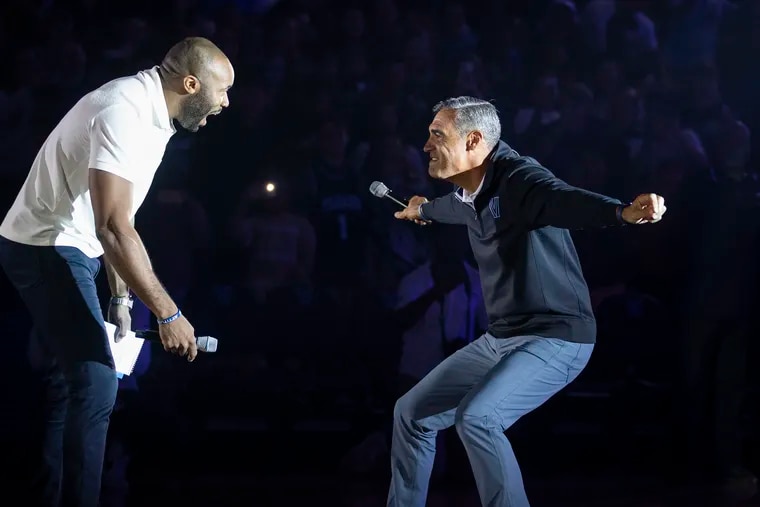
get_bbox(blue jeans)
[388,334,593,507]
[0,236,118,507]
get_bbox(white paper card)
[104,322,145,376]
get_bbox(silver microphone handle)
[386,194,407,208]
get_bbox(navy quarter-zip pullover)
[419,141,625,343]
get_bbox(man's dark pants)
[0,236,118,507]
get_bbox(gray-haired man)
[388,96,667,506]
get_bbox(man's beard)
[177,91,215,132]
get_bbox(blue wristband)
[158,310,181,325]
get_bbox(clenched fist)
[621,193,667,224]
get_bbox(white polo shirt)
[0,66,176,258]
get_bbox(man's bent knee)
[454,401,504,436]
[393,392,415,423]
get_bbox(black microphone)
[369,181,408,209]
[135,330,218,353]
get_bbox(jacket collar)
[453,140,519,205]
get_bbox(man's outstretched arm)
[504,164,665,229]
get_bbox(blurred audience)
[0,0,758,501]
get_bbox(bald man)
[0,37,234,507]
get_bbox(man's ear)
[466,131,483,151]
[182,75,201,95]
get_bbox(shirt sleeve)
[88,106,143,183]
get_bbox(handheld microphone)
[134,330,218,353]
[369,181,408,209]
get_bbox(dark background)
[0,0,759,505]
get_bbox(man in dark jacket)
[388,96,666,507]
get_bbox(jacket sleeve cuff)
[616,204,630,225]
[418,203,429,221]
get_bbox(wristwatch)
[110,295,134,309]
